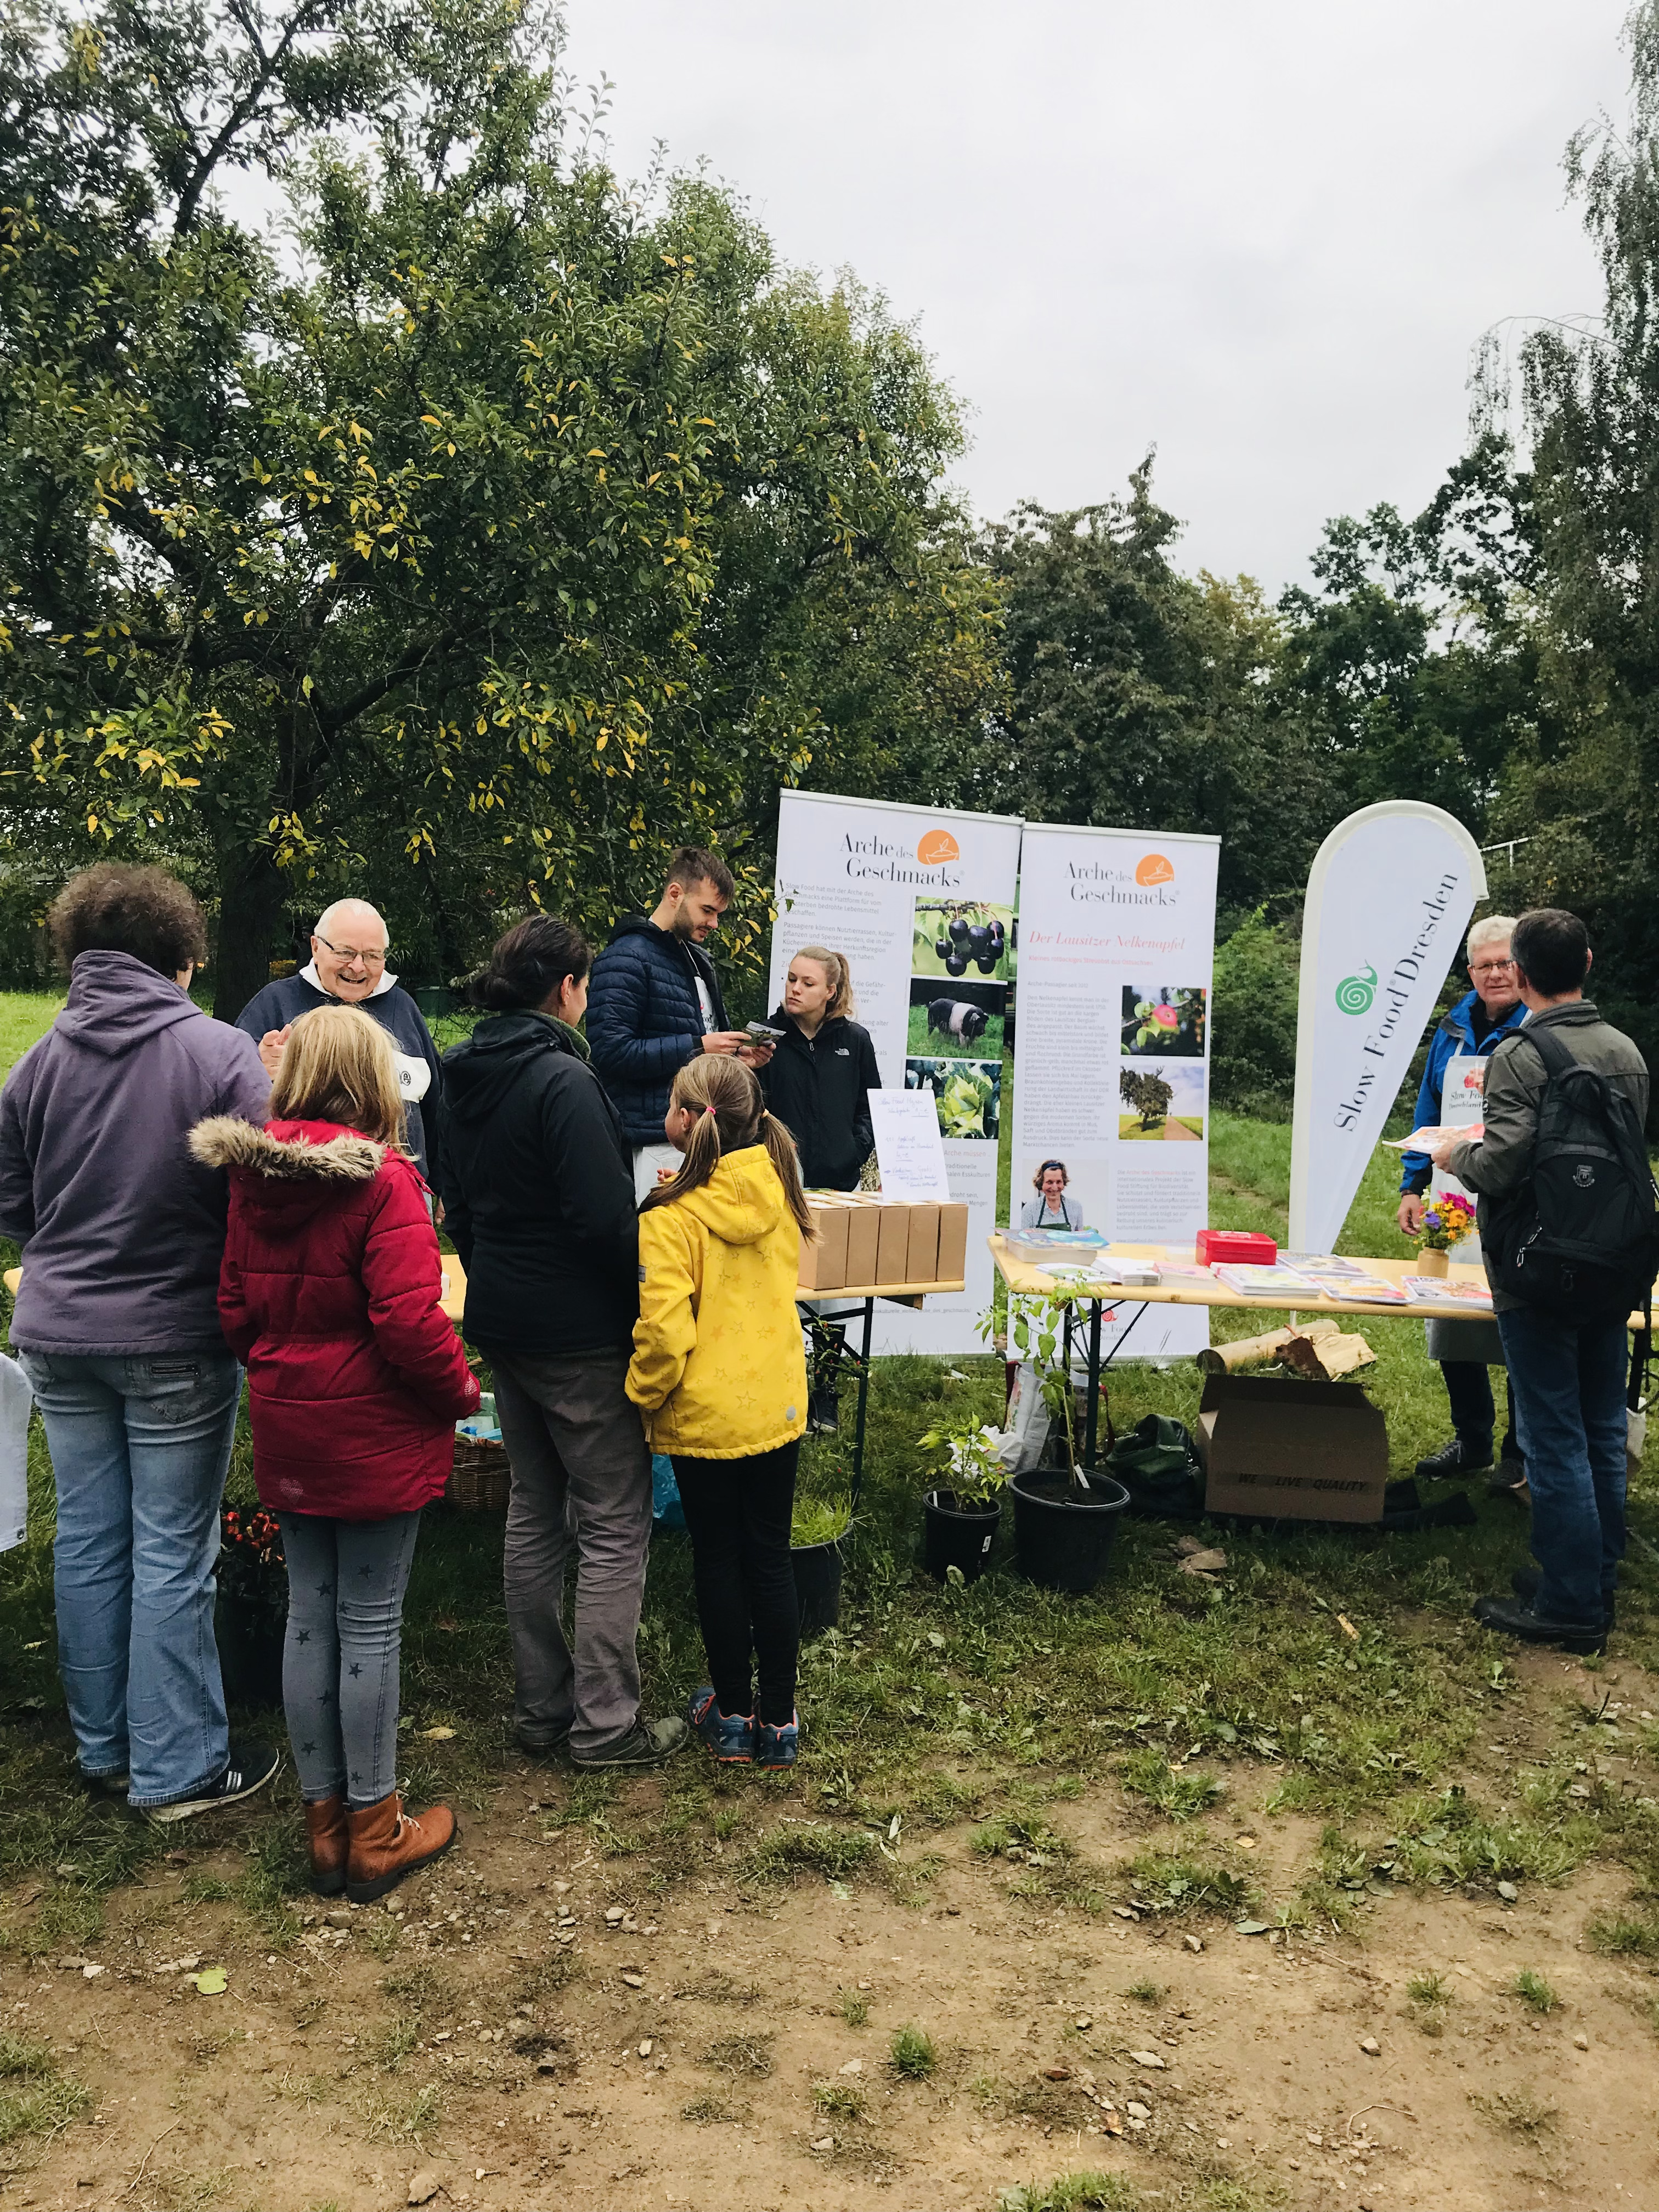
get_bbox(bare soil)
[5,1649,1659,2212]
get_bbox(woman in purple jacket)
[0,866,279,1820]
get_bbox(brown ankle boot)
[303,1795,348,1897]
[345,1791,457,1904]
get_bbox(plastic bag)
[996,1362,1051,1475]
[651,1452,685,1530]
[1108,1414,1204,1520]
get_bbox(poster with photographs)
[771,791,1023,1354]
[1012,823,1220,1359]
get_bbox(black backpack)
[1483,1024,1659,1318]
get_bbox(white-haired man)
[232,900,444,1179]
[1397,914,1527,1492]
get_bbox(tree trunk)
[212,837,289,1025]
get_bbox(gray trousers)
[276,1509,421,1808]
[485,1345,652,1757]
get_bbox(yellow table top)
[990,1237,1496,1323]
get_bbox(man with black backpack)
[1420,909,1655,1654]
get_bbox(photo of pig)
[906,975,1006,1060]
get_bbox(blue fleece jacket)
[1398,987,1527,1195]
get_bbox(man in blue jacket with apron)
[1397,915,1527,1491]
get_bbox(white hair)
[315,898,387,947]
[1466,914,1516,960]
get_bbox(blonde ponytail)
[641,1056,815,1239]
[793,945,857,1022]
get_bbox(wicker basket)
[446,1435,511,1512]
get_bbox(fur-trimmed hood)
[190,1116,385,1183]
[192,1116,396,1238]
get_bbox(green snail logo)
[1335,964,1378,1016]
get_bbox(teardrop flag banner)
[1288,802,1488,1256]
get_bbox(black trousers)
[672,1440,800,1726]
[1442,1362,1521,1464]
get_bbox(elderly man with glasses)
[1397,914,1528,1494]
[232,899,445,1180]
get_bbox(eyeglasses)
[1469,958,1514,977]
[315,934,389,968]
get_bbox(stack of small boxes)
[796,1193,970,1293]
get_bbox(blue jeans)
[1495,1307,1629,1627]
[275,1510,421,1809]
[20,1350,240,1807]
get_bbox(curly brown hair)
[49,864,208,978]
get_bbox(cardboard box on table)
[1194,1374,1389,1524]
[795,1194,968,1290]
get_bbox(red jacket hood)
[190,1115,416,1237]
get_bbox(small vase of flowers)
[215,1506,288,1708]
[1413,1191,1477,1277]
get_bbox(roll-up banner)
[1289,801,1487,1256]
[770,789,1024,1353]
[1012,823,1220,1359]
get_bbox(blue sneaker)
[689,1686,753,1763]
[753,1713,799,1770]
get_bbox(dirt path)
[7,1670,1659,2212]
[1161,1120,1201,1142]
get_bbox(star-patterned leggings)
[275,1509,422,1809]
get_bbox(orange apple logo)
[916,829,960,866]
[1136,853,1175,887]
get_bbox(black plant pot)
[922,1489,1001,1583]
[792,1538,844,1637]
[216,1595,286,1709]
[1009,1471,1130,1594]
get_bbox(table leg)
[851,1297,874,1513]
[1082,1297,1104,1472]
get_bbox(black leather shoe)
[1488,1457,1528,1497]
[1415,1437,1493,1481]
[1511,1569,1614,1632]
[1473,1593,1606,1655]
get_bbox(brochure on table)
[1010,822,1220,1359]
[771,789,1022,1352]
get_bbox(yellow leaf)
[301,676,314,698]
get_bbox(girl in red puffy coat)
[191,1005,480,1902]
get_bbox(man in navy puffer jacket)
[586,847,773,1198]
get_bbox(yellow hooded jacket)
[625,1143,809,1459]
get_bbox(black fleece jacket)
[758,1009,880,1190]
[436,1012,639,1355]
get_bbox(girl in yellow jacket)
[627,1054,812,1768]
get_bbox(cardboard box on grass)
[1194,1373,1387,1525]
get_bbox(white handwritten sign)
[868,1090,950,1201]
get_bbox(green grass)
[888,2024,936,2079]
[0,2032,88,2149]
[907,1001,1006,1061]
[1512,1968,1559,2013]
[1118,1115,1205,1142]
[0,991,61,1079]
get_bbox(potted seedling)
[916,1407,1005,1583]
[791,1448,853,1636]
[980,1291,1128,1594]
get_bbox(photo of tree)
[1121,984,1207,1058]
[1118,1061,1205,1141]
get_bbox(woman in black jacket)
[437,916,686,1774]
[759,947,881,1189]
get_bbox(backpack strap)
[1510,1021,1581,1084]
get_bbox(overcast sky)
[557,1,1629,593]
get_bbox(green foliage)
[1407,1971,1452,2008]
[0,2032,88,2148]
[888,2023,936,2080]
[916,1406,1006,1508]
[1210,911,1300,1118]
[984,479,1332,915]
[0,0,998,1012]
[997,2174,1138,2212]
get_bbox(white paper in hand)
[0,1352,33,1553]
[868,1090,950,1201]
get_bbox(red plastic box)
[1195,1229,1279,1267]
